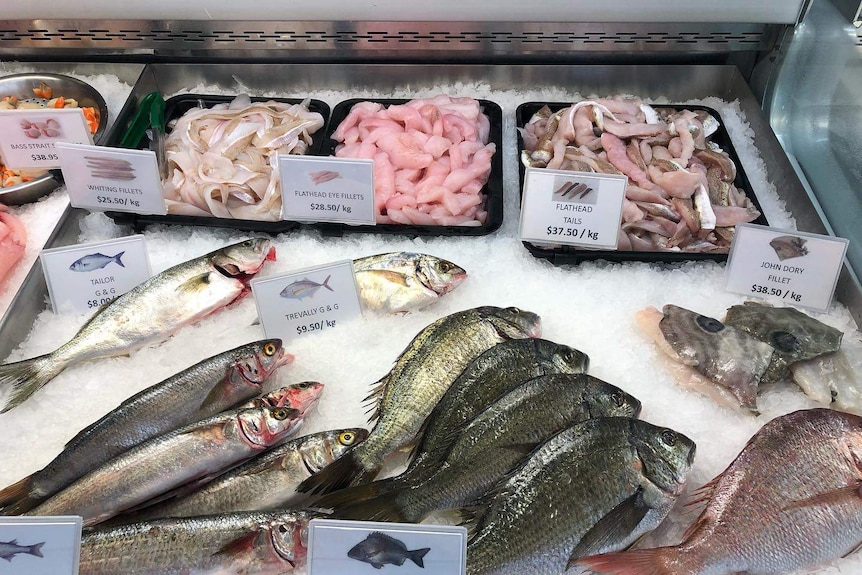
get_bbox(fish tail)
[322,274,333,292]
[409,547,430,568]
[574,548,678,575]
[114,251,125,268]
[0,474,39,513]
[0,354,65,413]
[28,542,44,558]
[296,452,375,495]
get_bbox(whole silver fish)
[465,418,695,575]
[120,428,367,522]
[331,374,641,523]
[79,509,313,575]
[299,306,542,494]
[577,409,862,575]
[0,238,275,412]
[353,252,467,314]
[27,404,303,527]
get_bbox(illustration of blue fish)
[280,275,334,300]
[69,252,126,272]
[0,539,45,562]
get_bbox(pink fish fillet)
[0,206,27,287]
[601,132,654,189]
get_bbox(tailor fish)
[299,306,542,494]
[0,539,44,561]
[0,339,292,515]
[79,510,313,575]
[69,251,125,272]
[352,252,467,314]
[0,238,275,412]
[464,418,695,575]
[577,409,862,575]
[27,404,303,527]
[347,532,430,569]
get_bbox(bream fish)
[26,404,304,527]
[0,539,44,561]
[769,235,808,261]
[352,252,467,314]
[348,531,430,570]
[0,238,275,412]
[330,373,641,523]
[577,409,862,575]
[299,306,541,494]
[0,339,292,515]
[280,275,333,300]
[69,251,125,272]
[463,417,695,575]
[637,304,774,412]
[79,509,313,575]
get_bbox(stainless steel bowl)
[0,73,109,205]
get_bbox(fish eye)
[278,525,289,534]
[771,331,799,354]
[339,431,356,445]
[272,408,290,420]
[264,343,277,356]
[439,262,452,272]
[242,240,253,247]
[506,307,522,315]
[297,382,309,390]
[611,392,624,407]
[695,315,724,333]
[660,429,677,446]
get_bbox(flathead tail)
[574,549,676,575]
[0,474,42,514]
[409,547,430,568]
[28,542,44,558]
[296,452,375,496]
[0,354,64,413]
[322,274,333,292]
[114,251,126,268]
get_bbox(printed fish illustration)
[0,539,45,561]
[280,275,333,300]
[769,235,808,261]
[69,252,126,272]
[348,531,430,569]
[309,170,341,185]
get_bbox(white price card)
[308,519,467,575]
[0,516,83,575]
[725,224,850,312]
[251,260,363,341]
[280,155,376,226]
[0,109,92,169]
[518,167,627,250]
[40,235,152,315]
[56,142,167,215]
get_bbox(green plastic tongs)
[118,91,167,178]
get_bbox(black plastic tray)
[106,93,330,234]
[318,97,504,237]
[515,102,768,265]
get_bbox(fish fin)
[315,478,397,511]
[0,475,35,511]
[297,452,374,495]
[362,377,389,425]
[1,555,11,562]
[783,483,862,512]
[565,488,650,569]
[0,353,65,412]
[322,274,333,292]
[409,547,430,568]
[683,474,722,509]
[28,542,44,558]
[6,540,17,545]
[114,251,125,267]
[176,272,217,295]
[198,383,233,412]
[214,532,257,557]
[573,548,677,575]
[367,269,412,288]
[332,491,408,523]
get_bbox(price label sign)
[308,519,467,575]
[0,109,92,169]
[40,235,152,315]
[279,156,376,226]
[56,142,167,215]
[519,167,627,249]
[251,260,363,341]
[0,516,83,575]
[725,224,850,312]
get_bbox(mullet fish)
[299,306,542,494]
[0,238,275,412]
[577,409,862,575]
[0,339,292,515]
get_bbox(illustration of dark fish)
[769,235,808,261]
[69,252,126,272]
[347,532,430,569]
[280,275,333,300]
[0,539,44,561]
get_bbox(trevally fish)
[69,251,126,272]
[117,428,366,522]
[577,409,862,575]
[0,238,275,412]
[27,404,304,527]
[79,509,314,575]
[724,301,843,383]
[0,539,44,561]
[353,252,467,314]
[314,338,589,511]
[348,531,430,569]
[330,373,640,524]
[637,305,774,413]
[299,306,542,495]
[279,275,333,300]
[0,339,292,515]
[464,418,695,575]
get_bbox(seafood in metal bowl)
[161,95,325,221]
[519,99,761,253]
